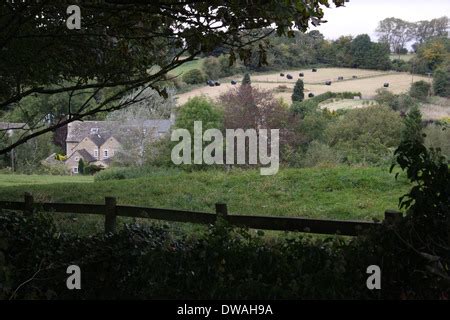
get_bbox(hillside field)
[176,67,430,104]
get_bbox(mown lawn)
[0,174,93,188]
[0,166,410,221]
[171,58,204,75]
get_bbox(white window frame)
[73,167,78,173]
[90,128,99,134]
[103,149,109,159]
[94,149,98,159]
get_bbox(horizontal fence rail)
[0,193,404,236]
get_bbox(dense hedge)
[1,210,448,300]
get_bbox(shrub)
[94,166,180,182]
[83,164,103,175]
[291,99,318,119]
[409,80,431,101]
[390,58,411,72]
[433,66,450,97]
[176,96,223,134]
[326,106,404,164]
[2,209,448,299]
[374,89,418,112]
[182,68,205,85]
[202,56,222,80]
[424,124,450,160]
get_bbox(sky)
[310,0,450,41]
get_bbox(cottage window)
[104,149,109,159]
[94,149,98,159]
[75,157,79,161]
[73,167,78,173]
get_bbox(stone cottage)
[63,119,172,174]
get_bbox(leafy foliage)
[326,106,404,165]
[433,65,450,97]
[182,69,206,85]
[0,0,345,155]
[409,80,431,101]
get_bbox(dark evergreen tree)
[242,73,251,86]
[292,79,305,102]
[402,105,423,143]
[78,158,85,175]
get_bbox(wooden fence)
[0,193,404,236]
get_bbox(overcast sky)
[310,0,450,41]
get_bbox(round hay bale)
[308,93,315,98]
[286,74,293,79]
[325,80,332,85]
[383,83,389,87]
[214,81,221,86]
[312,68,317,72]
[352,75,358,79]
[338,76,344,81]
[280,73,285,77]
[231,80,237,85]
[299,73,304,77]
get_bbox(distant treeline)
[185,28,449,83]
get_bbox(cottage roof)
[66,120,171,143]
[68,148,96,163]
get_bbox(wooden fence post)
[215,203,228,221]
[104,197,117,234]
[24,192,34,216]
[384,210,403,224]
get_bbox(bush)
[409,80,431,101]
[433,66,450,97]
[84,164,103,175]
[94,166,180,182]
[182,68,205,85]
[326,106,404,165]
[424,124,450,160]
[176,96,223,134]
[374,89,418,112]
[391,58,411,72]
[291,99,318,118]
[1,209,448,300]
[202,56,222,80]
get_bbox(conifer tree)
[292,79,304,102]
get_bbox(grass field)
[171,58,204,76]
[0,174,93,187]
[319,98,377,111]
[0,167,410,221]
[176,67,430,104]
